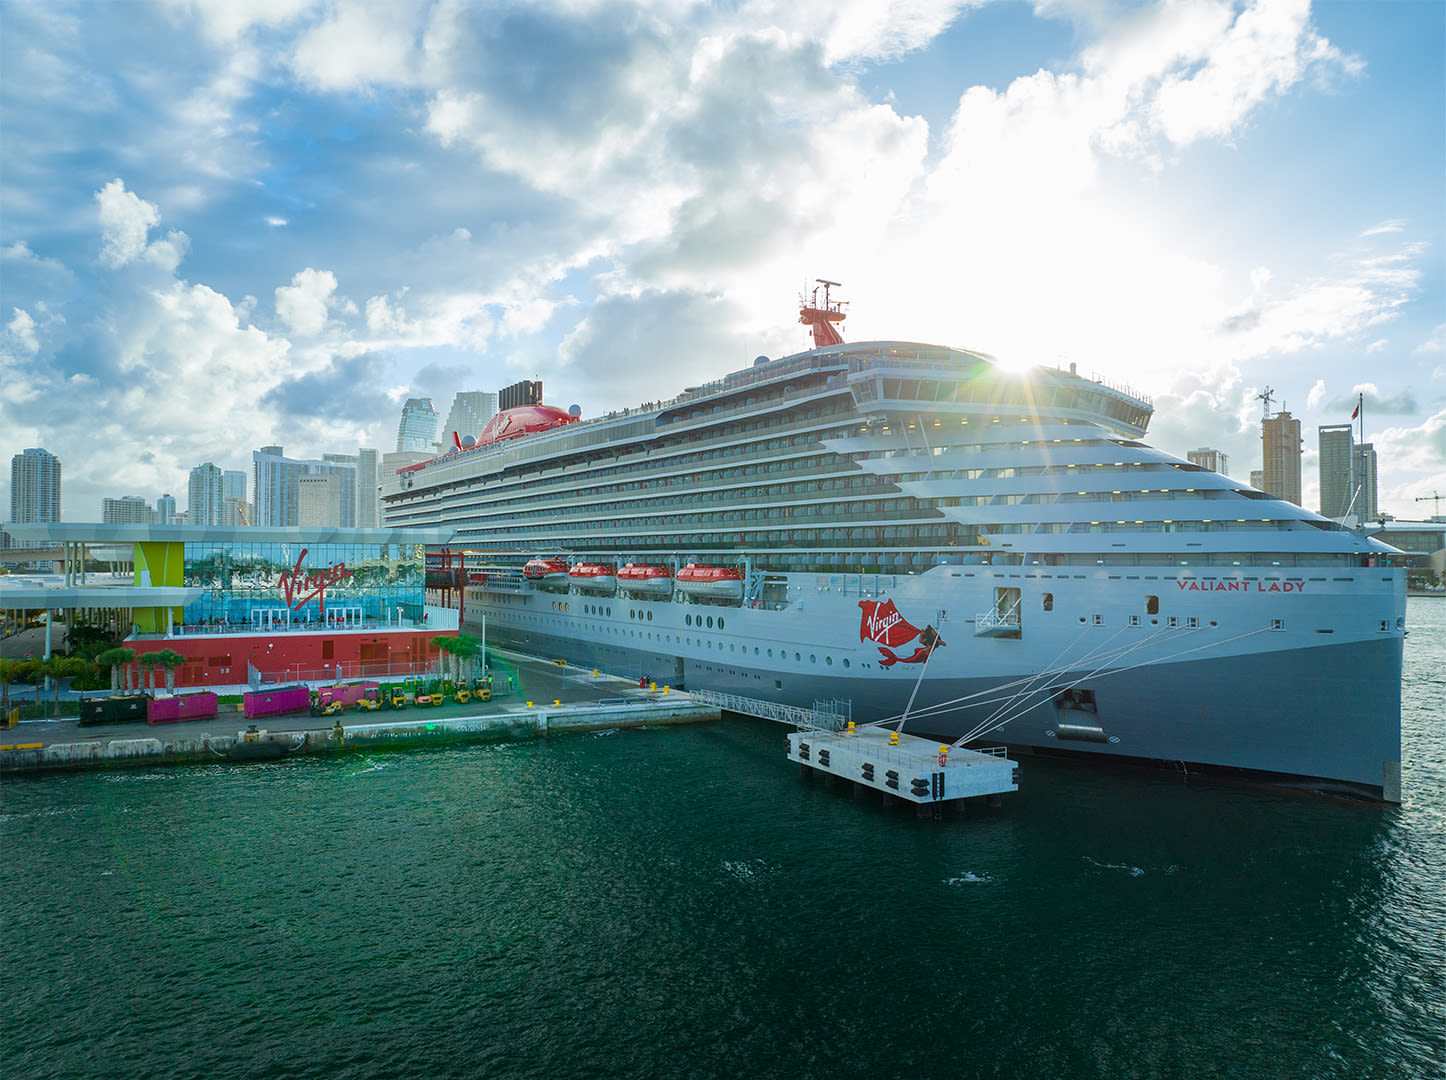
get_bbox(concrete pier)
[0,653,717,776]
[788,725,1019,809]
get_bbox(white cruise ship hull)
[467,563,1405,800]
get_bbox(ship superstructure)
[383,287,1405,800]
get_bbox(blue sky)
[2,0,1442,522]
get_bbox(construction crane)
[1256,386,1275,418]
[1415,492,1443,517]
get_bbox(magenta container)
[147,692,219,724]
[242,685,311,719]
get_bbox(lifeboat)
[617,563,674,597]
[674,563,745,601]
[522,558,570,589]
[568,562,617,594]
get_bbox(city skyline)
[2,0,1442,521]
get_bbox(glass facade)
[179,541,425,627]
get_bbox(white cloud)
[1306,378,1326,408]
[275,267,341,337]
[1361,219,1405,237]
[1147,0,1360,147]
[289,0,426,91]
[95,179,162,268]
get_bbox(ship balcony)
[973,609,1022,638]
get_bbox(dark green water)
[4,600,1443,1080]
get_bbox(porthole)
[646,610,653,621]
[718,618,725,630]
[826,656,832,666]
[686,614,693,627]
[606,607,611,617]
[810,654,816,664]
[706,616,714,629]
[795,652,801,662]
[730,644,735,652]
[767,648,773,657]
[842,659,850,669]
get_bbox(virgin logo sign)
[858,599,946,667]
[277,549,352,613]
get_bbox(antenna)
[1255,386,1275,419]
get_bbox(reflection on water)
[2,601,1441,1080]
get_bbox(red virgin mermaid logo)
[859,599,946,666]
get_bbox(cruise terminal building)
[3,523,459,687]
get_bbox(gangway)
[687,689,848,732]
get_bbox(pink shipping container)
[243,685,312,719]
[147,692,219,724]
[315,681,380,708]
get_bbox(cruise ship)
[383,286,1405,801]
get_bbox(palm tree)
[158,649,185,694]
[139,652,165,693]
[39,655,89,718]
[431,635,458,683]
[0,658,24,720]
[450,634,481,681]
[96,648,132,692]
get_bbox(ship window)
[706,616,714,629]
[685,614,692,626]
[1042,592,1053,611]
[1146,594,1159,614]
[647,611,653,621]
[718,618,724,630]
[842,659,850,668]
[810,654,817,664]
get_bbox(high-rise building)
[102,496,158,524]
[10,449,61,545]
[156,493,177,524]
[1261,411,1302,507]
[1250,469,1265,491]
[252,446,356,527]
[298,473,347,527]
[440,391,498,446]
[396,397,439,453]
[356,448,380,528]
[222,470,249,526]
[1354,443,1379,521]
[1186,448,1229,476]
[1318,424,1354,519]
[188,462,226,526]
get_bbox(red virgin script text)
[1177,579,1304,593]
[278,549,353,612]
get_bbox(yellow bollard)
[526,701,534,708]
[554,699,561,706]
[662,686,669,694]
[649,681,656,691]
[593,669,599,677]
[889,730,899,746]
[846,720,856,735]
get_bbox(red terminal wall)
[131,630,443,687]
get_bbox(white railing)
[974,609,1021,633]
[688,689,847,731]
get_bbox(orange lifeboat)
[568,562,617,594]
[674,563,744,601]
[617,563,674,597]
[522,558,569,589]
